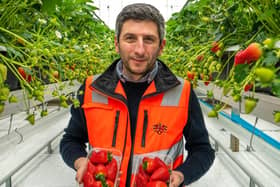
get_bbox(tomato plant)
[0,0,117,124]
[161,0,280,121]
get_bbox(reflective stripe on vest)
[90,75,109,104]
[131,137,184,174]
[161,77,184,106]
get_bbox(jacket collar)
[116,60,158,84]
[91,58,180,96]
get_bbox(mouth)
[131,58,146,63]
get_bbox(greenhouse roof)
[92,0,186,29]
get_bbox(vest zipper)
[141,110,148,147]
[112,110,120,147]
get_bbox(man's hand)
[74,157,88,184]
[170,170,184,187]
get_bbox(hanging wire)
[8,113,14,135]
[15,128,23,144]
[247,116,259,151]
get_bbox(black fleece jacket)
[59,59,215,186]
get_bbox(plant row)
[0,0,117,122]
[160,0,280,123]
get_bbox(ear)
[114,36,119,53]
[158,39,166,55]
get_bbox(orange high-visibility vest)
[82,75,190,186]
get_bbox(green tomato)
[233,94,241,102]
[208,110,218,118]
[255,67,275,83]
[0,87,10,101]
[41,110,48,117]
[9,95,18,103]
[262,38,274,49]
[0,103,4,113]
[244,97,258,114]
[26,113,35,125]
[0,63,7,83]
[60,101,69,108]
[207,90,214,98]
[274,112,280,123]
[72,99,80,108]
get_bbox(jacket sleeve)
[175,88,215,185]
[59,83,89,170]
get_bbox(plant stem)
[0,27,32,46]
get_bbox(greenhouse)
[0,0,279,187]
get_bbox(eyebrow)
[122,33,157,39]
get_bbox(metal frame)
[197,82,280,186]
[209,134,264,187]
[195,82,280,125]
[0,104,71,186]
[0,131,63,187]
[0,81,80,187]
[0,80,80,119]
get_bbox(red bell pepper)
[90,150,113,164]
[82,171,95,187]
[146,181,168,187]
[150,166,170,182]
[94,164,107,182]
[135,172,148,187]
[92,180,103,187]
[138,164,150,181]
[106,157,118,181]
[142,157,158,174]
[87,161,96,175]
[105,179,114,187]
[154,157,168,169]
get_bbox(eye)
[124,35,136,43]
[144,37,155,44]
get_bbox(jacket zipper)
[91,87,128,157]
[127,110,148,185]
[141,110,148,147]
[112,110,120,147]
[91,86,148,185]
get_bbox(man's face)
[115,19,166,81]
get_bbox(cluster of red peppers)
[82,150,119,187]
[134,156,171,187]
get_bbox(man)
[60,3,215,187]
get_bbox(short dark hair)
[115,3,165,44]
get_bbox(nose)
[134,39,145,56]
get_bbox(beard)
[119,47,161,79]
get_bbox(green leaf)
[272,78,280,97]
[6,46,23,59]
[175,25,184,32]
[42,0,62,14]
[234,64,250,83]
[263,51,278,66]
